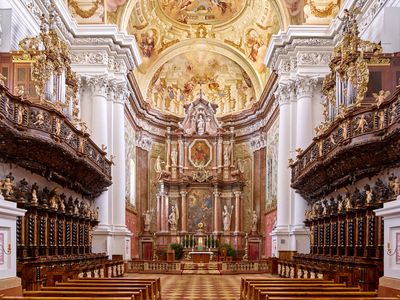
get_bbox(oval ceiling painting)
[158,0,247,25]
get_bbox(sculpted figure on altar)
[171,148,178,167]
[223,204,234,232]
[196,114,206,135]
[168,204,179,231]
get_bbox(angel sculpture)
[168,204,179,231]
[373,90,390,108]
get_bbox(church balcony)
[291,87,400,202]
[0,85,112,198]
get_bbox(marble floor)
[126,273,272,300]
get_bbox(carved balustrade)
[0,85,112,198]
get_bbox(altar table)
[189,251,213,263]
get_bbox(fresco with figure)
[234,143,253,232]
[125,117,136,207]
[146,51,256,116]
[188,189,213,232]
[265,118,278,212]
[159,0,247,25]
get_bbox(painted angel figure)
[373,90,390,108]
[168,204,179,231]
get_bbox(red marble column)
[213,189,221,233]
[234,191,241,232]
[180,191,188,232]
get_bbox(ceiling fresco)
[158,0,247,25]
[67,0,341,115]
[147,50,256,116]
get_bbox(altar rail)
[291,88,400,201]
[0,85,112,197]
[126,258,277,274]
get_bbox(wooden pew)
[49,284,152,300]
[2,297,133,300]
[66,278,161,300]
[267,298,399,300]
[250,285,358,300]
[258,291,378,300]
[240,278,335,300]
[22,290,143,300]
[70,277,161,299]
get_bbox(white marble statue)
[143,209,153,232]
[171,148,178,167]
[223,204,234,232]
[168,204,179,231]
[223,148,230,166]
[251,210,258,232]
[196,114,205,135]
[155,155,164,173]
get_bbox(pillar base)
[290,226,310,254]
[378,276,400,297]
[92,225,132,261]
[270,227,290,257]
[0,277,22,296]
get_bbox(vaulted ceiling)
[67,0,341,117]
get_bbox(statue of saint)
[171,149,178,167]
[196,114,205,135]
[223,148,230,166]
[1,177,14,198]
[143,210,153,232]
[168,204,179,231]
[251,210,258,232]
[155,155,164,174]
[223,204,234,232]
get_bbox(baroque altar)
[143,95,248,258]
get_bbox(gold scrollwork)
[68,0,101,19]
[309,0,337,18]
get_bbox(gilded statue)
[355,115,367,133]
[155,155,165,174]
[49,188,59,210]
[1,177,14,198]
[364,184,374,204]
[344,190,352,210]
[31,183,39,205]
[373,90,390,108]
[33,111,45,126]
[223,204,234,232]
[389,174,400,197]
[378,111,385,129]
[17,105,25,125]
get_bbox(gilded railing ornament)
[13,5,80,124]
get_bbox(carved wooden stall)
[283,10,400,291]
[0,12,124,290]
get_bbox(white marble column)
[290,77,317,253]
[213,188,221,233]
[271,83,292,255]
[111,84,132,260]
[87,75,112,256]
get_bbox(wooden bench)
[258,291,379,300]
[67,278,161,300]
[241,278,335,300]
[50,284,153,300]
[22,290,143,300]
[71,277,161,298]
[2,297,133,300]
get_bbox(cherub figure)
[373,90,390,108]
[33,111,45,126]
[355,115,367,133]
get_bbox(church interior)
[0,0,400,299]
